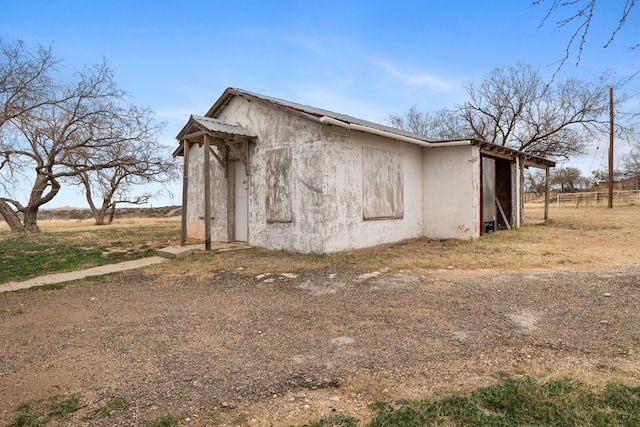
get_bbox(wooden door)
[233,160,248,242]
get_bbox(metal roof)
[206,88,435,144]
[175,115,257,141]
[199,87,554,168]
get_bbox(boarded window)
[266,148,292,223]
[362,147,404,220]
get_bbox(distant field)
[0,205,181,229]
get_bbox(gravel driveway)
[1,264,639,425]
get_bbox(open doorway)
[481,156,513,234]
[495,158,512,229]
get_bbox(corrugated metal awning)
[173,115,256,158]
[176,115,256,141]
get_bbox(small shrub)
[68,211,84,220]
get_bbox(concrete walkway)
[0,243,251,293]
[0,256,169,293]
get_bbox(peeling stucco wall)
[185,95,481,253]
[321,127,423,253]
[422,144,480,240]
[217,96,325,253]
[185,142,219,241]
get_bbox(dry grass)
[384,207,639,271]
[2,205,639,427]
[3,205,638,280]
[0,216,180,232]
[152,205,640,282]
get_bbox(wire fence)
[555,190,640,207]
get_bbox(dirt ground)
[1,259,640,426]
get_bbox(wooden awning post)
[544,166,550,220]
[180,139,189,246]
[203,134,212,251]
[519,158,525,227]
[174,116,257,249]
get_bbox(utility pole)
[608,87,614,209]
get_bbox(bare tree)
[0,40,59,128]
[533,0,638,74]
[68,114,178,225]
[525,169,548,196]
[461,63,622,160]
[387,106,470,140]
[390,63,631,161]
[622,148,640,176]
[0,40,58,198]
[552,166,593,192]
[0,43,169,233]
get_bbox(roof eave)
[205,87,240,118]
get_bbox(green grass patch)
[10,402,44,427]
[299,415,360,427]
[82,398,127,421]
[0,223,180,284]
[46,395,80,420]
[299,377,640,427]
[145,414,180,427]
[10,395,81,426]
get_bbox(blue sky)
[1,0,639,207]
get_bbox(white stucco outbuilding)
[175,88,555,253]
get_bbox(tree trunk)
[89,201,109,225]
[107,203,117,225]
[22,206,40,233]
[0,201,27,233]
[93,211,105,225]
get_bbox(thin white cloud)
[376,60,460,92]
[155,107,200,122]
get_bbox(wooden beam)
[227,160,235,242]
[209,145,227,170]
[180,139,189,246]
[511,160,518,229]
[245,140,250,176]
[544,166,550,220]
[480,149,513,162]
[203,134,212,251]
[182,130,208,140]
[226,138,247,169]
[519,158,525,227]
[496,197,511,230]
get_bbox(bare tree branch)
[0,40,173,232]
[388,63,633,162]
[533,0,638,76]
